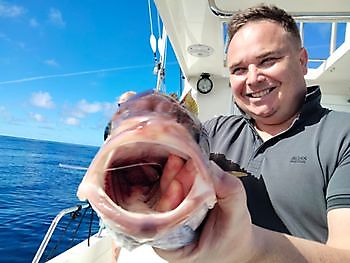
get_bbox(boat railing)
[32,203,91,263]
[208,0,350,22]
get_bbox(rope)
[157,12,161,37]
[88,204,95,246]
[147,0,154,36]
[148,0,158,66]
[67,204,90,248]
[44,204,96,261]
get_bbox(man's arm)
[250,209,350,262]
[327,208,350,249]
[155,157,350,263]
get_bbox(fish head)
[77,91,216,249]
[110,90,204,146]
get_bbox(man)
[104,91,136,140]
[155,5,350,262]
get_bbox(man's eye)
[232,67,247,75]
[261,57,278,67]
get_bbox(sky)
[0,1,347,147]
[0,1,180,146]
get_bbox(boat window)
[222,21,348,70]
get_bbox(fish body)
[77,91,216,250]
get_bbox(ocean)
[0,135,101,262]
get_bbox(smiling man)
[155,4,350,263]
[227,17,308,140]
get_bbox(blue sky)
[0,1,179,146]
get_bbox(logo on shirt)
[290,156,307,164]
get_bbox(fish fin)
[180,91,199,116]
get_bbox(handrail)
[32,203,90,263]
[208,0,350,22]
[208,0,232,18]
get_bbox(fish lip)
[77,117,215,239]
[103,118,200,170]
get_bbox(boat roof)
[154,0,350,116]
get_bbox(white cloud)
[30,91,55,109]
[29,112,45,122]
[29,18,39,28]
[0,32,26,49]
[48,8,65,27]
[0,1,25,17]
[44,59,59,67]
[77,99,102,114]
[61,100,112,125]
[64,117,79,126]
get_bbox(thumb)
[209,161,247,215]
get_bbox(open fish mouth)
[104,141,187,213]
[77,101,217,250]
[105,159,163,212]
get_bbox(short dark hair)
[228,5,301,48]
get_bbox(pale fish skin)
[77,91,217,250]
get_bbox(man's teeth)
[249,88,273,98]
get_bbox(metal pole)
[299,22,304,47]
[155,26,167,92]
[32,203,90,263]
[330,22,338,54]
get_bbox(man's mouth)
[246,87,276,98]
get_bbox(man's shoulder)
[322,109,350,130]
[204,114,247,134]
[306,109,350,149]
[327,109,350,119]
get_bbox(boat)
[32,0,350,262]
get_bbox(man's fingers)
[156,179,184,212]
[155,161,249,263]
[209,161,246,215]
[157,156,197,212]
[161,154,185,193]
[173,159,196,195]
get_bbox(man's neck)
[254,113,299,142]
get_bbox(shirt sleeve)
[326,139,350,211]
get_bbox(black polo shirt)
[204,86,350,242]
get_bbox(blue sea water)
[0,135,101,262]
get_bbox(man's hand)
[155,156,257,263]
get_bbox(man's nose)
[246,65,263,85]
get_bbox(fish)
[77,91,217,250]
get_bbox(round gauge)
[197,73,213,94]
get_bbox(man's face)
[227,20,308,126]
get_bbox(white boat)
[33,0,350,262]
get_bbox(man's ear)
[299,47,308,75]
